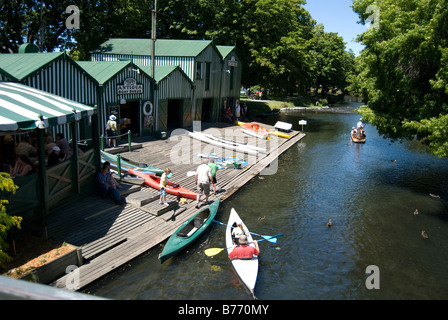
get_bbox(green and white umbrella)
[0,82,95,131]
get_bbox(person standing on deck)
[195,162,212,208]
[208,159,218,195]
[235,100,241,121]
[106,115,118,148]
[159,168,172,206]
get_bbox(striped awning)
[0,82,96,131]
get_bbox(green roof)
[76,60,134,85]
[139,65,193,84]
[91,39,213,57]
[216,46,236,59]
[0,52,65,81]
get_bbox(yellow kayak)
[268,130,290,139]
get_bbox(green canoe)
[159,198,221,263]
[100,150,164,176]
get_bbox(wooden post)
[36,115,49,239]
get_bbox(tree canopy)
[0,0,355,97]
[351,0,448,156]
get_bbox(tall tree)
[307,24,355,95]
[352,0,448,156]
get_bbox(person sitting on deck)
[98,161,124,206]
[351,127,357,138]
[228,235,260,260]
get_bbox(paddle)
[204,233,284,257]
[212,220,278,243]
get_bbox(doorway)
[167,99,182,129]
[119,100,140,136]
[202,98,213,122]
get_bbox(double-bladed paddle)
[204,233,284,257]
[212,220,278,243]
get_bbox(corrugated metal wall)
[22,58,98,142]
[92,43,241,127]
[98,68,153,136]
[155,69,193,131]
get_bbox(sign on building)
[117,78,143,95]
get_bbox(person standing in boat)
[356,118,364,139]
[159,168,172,206]
[229,235,260,260]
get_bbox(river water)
[83,103,448,300]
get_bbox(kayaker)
[231,222,245,244]
[159,168,172,206]
[229,235,260,260]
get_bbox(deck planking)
[48,121,305,291]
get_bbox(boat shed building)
[216,45,243,119]
[75,60,155,137]
[90,38,242,127]
[139,65,194,132]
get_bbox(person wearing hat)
[106,114,118,148]
[48,145,65,166]
[228,235,260,260]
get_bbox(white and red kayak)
[236,121,270,140]
[226,208,258,297]
[129,169,198,200]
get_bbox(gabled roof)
[0,82,95,131]
[216,46,237,59]
[91,39,214,57]
[76,60,136,85]
[0,52,65,81]
[139,65,193,84]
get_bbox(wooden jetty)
[48,121,305,291]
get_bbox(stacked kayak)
[235,121,270,140]
[188,131,265,155]
[101,150,164,175]
[159,199,221,263]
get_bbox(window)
[196,62,202,80]
[205,62,211,91]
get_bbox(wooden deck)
[48,121,305,291]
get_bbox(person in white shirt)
[195,162,212,208]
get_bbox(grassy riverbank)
[240,93,346,118]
